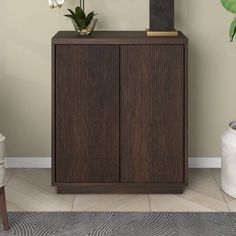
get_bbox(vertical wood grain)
[120,45,184,183]
[55,45,119,183]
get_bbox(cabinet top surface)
[52,31,188,45]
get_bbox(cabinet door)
[55,45,119,183]
[120,45,184,183]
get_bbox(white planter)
[0,134,6,187]
[221,121,236,198]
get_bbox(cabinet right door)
[120,45,184,183]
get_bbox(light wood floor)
[4,168,236,212]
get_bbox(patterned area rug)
[0,212,236,236]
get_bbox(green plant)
[65,2,95,32]
[221,0,236,41]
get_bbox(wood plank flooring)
[4,169,234,212]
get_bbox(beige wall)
[0,0,235,157]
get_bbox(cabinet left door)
[54,45,120,183]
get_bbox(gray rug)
[0,212,236,236]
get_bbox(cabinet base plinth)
[56,183,184,194]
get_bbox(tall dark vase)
[150,0,174,31]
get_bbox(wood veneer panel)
[120,45,184,183]
[55,45,119,183]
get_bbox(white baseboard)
[189,157,221,168]
[4,157,222,169]
[5,157,51,168]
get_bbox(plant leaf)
[75,6,86,18]
[65,15,77,24]
[221,0,236,13]
[86,11,94,25]
[78,18,88,29]
[67,9,76,18]
[64,14,74,18]
[229,17,236,41]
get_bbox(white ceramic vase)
[221,121,236,198]
[0,134,6,187]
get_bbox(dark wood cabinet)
[52,31,188,194]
